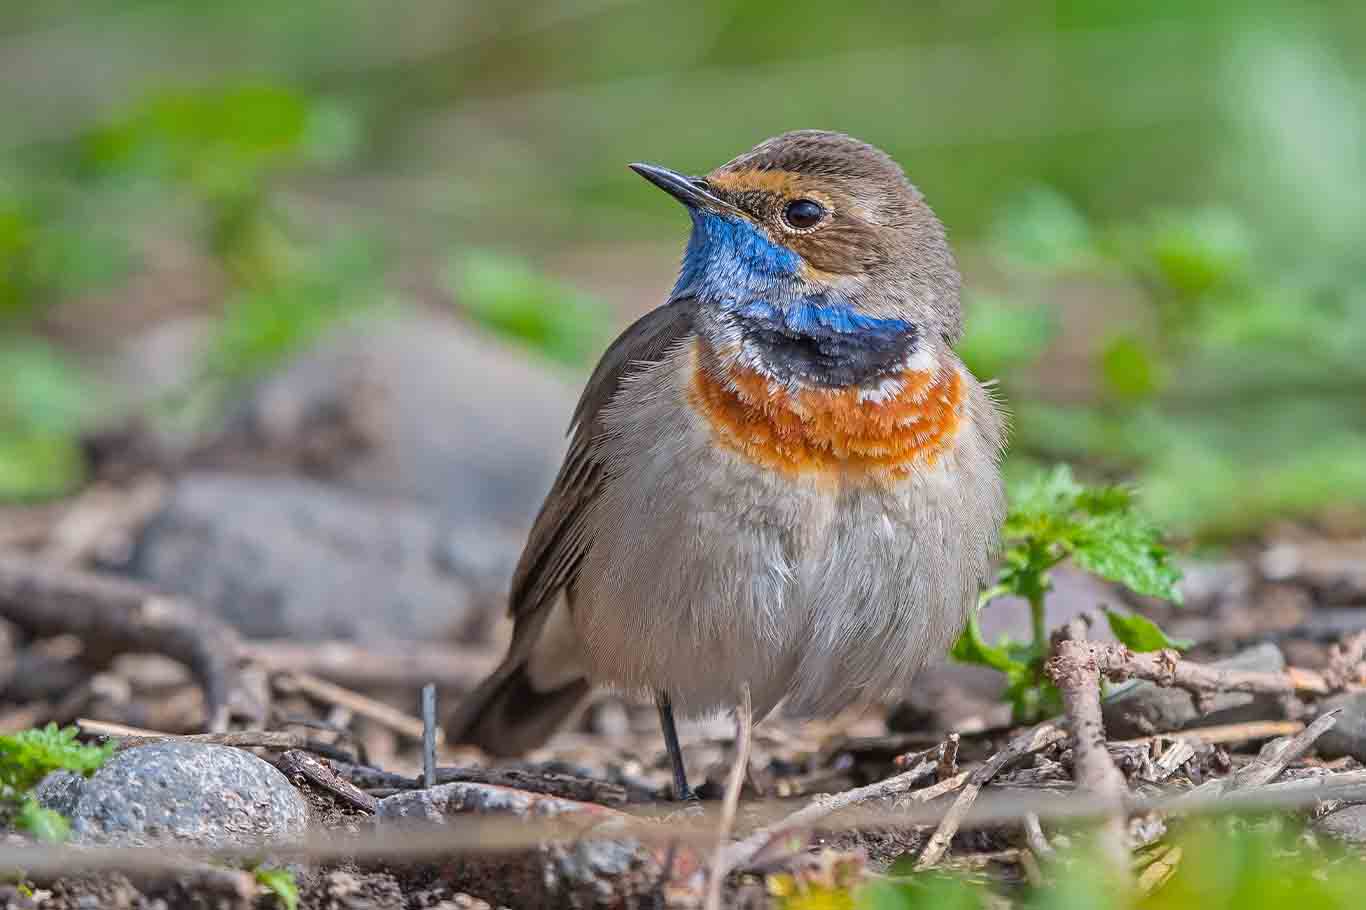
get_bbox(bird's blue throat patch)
[676,211,919,387]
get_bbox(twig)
[705,684,753,910]
[915,723,1066,870]
[1116,719,1305,748]
[0,554,240,731]
[1233,709,1340,789]
[1169,709,1342,808]
[1047,637,1132,873]
[422,683,438,789]
[274,671,432,742]
[1081,641,1346,697]
[276,749,379,814]
[78,718,315,751]
[722,745,948,871]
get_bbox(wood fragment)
[938,732,961,781]
[0,554,240,732]
[915,723,1066,870]
[273,671,432,742]
[276,749,379,813]
[1116,719,1305,748]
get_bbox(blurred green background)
[2,0,1364,537]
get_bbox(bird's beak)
[629,163,736,215]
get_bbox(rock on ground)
[122,472,516,642]
[1315,692,1366,763]
[35,742,307,847]
[225,309,576,530]
[1101,643,1287,739]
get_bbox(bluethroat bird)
[450,131,1006,800]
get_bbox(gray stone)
[1315,804,1366,844]
[1315,693,1366,763]
[230,310,576,529]
[35,742,307,847]
[1102,643,1287,739]
[123,472,517,642]
[1260,540,1366,604]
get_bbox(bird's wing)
[508,298,698,622]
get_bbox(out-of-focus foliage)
[0,0,1362,533]
[765,822,1366,910]
[445,250,611,367]
[952,466,1184,720]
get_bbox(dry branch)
[1081,641,1346,697]
[1047,637,1132,872]
[915,723,1067,870]
[0,554,240,731]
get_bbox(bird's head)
[632,130,962,388]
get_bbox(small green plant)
[254,866,300,910]
[951,465,1184,720]
[0,724,115,842]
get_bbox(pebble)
[35,742,307,847]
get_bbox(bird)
[448,130,1007,801]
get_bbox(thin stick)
[722,745,946,871]
[78,719,312,751]
[1116,719,1305,748]
[705,684,753,910]
[1233,709,1340,789]
[1048,638,1131,873]
[422,683,438,790]
[915,723,1066,870]
[275,671,432,742]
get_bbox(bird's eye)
[783,199,825,230]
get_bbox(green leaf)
[949,615,1022,675]
[15,798,70,843]
[255,867,299,910]
[0,723,115,801]
[1072,512,1183,604]
[1103,608,1192,652]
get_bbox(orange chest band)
[686,345,965,480]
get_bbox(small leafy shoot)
[952,465,1184,720]
[1104,608,1193,652]
[254,866,300,910]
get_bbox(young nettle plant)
[952,465,1186,720]
[0,723,114,842]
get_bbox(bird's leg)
[656,692,696,802]
[704,683,753,910]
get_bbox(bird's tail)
[446,657,590,756]
[447,599,591,756]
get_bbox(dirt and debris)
[3,339,1366,908]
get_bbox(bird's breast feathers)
[684,337,966,483]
